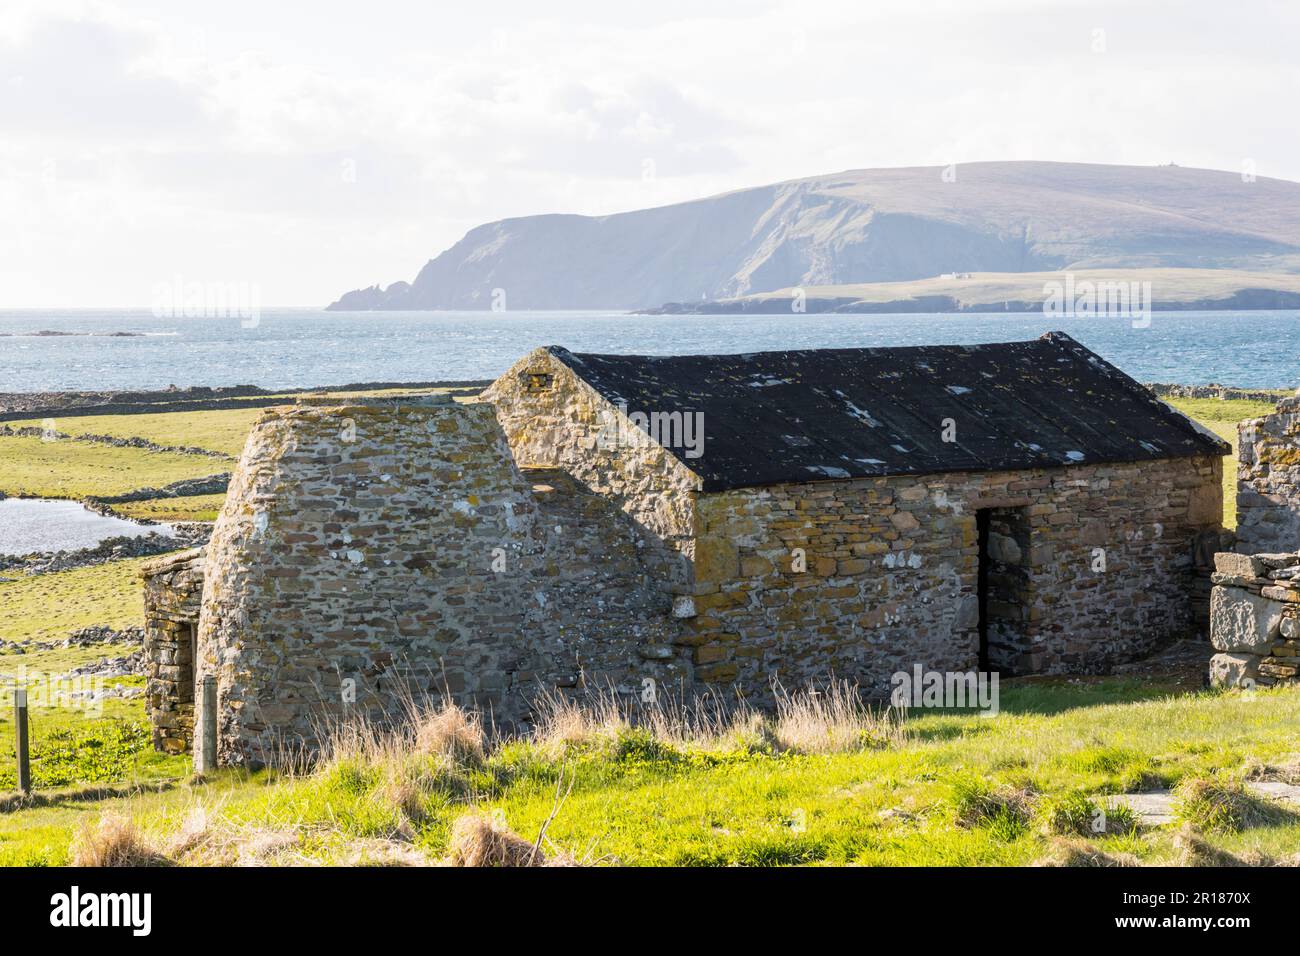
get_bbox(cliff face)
[329,161,1300,311]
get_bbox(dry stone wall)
[1237,397,1300,553]
[140,548,205,753]
[1209,551,1300,688]
[686,455,1223,699]
[484,348,702,598]
[196,400,686,765]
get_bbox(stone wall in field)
[1237,396,1300,553]
[686,455,1224,699]
[140,547,205,754]
[195,399,686,766]
[1208,551,1300,688]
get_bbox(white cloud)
[1,0,1298,305]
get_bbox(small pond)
[0,498,167,556]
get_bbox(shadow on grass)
[993,676,1195,717]
[899,676,1205,743]
[0,768,261,814]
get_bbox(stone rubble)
[1236,395,1300,553]
[1209,550,1300,687]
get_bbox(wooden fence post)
[14,688,31,795]
[195,677,217,773]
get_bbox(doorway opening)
[182,621,198,745]
[976,506,1031,675]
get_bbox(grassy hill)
[333,161,1300,311]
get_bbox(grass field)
[0,435,224,500]
[2,681,1299,866]
[111,493,228,523]
[0,554,190,807]
[9,408,260,457]
[0,556,152,645]
[1163,396,1278,528]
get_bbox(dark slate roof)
[546,333,1229,492]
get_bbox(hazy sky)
[2,0,1298,307]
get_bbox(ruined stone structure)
[1207,394,1300,688]
[1208,551,1300,688]
[140,547,206,753]
[1236,395,1300,553]
[143,333,1228,766]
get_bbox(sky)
[1,0,1298,307]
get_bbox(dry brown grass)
[1172,824,1246,866]
[772,682,905,754]
[1170,823,1300,867]
[443,810,545,867]
[413,702,486,764]
[166,803,435,867]
[1173,776,1293,833]
[531,691,630,757]
[1243,753,1300,786]
[530,680,901,758]
[70,815,170,867]
[1033,836,1138,867]
[342,838,431,867]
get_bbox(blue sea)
[0,308,1297,392]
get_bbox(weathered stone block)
[1214,552,1264,579]
[1209,652,1262,688]
[1210,586,1284,652]
[694,536,739,583]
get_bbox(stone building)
[143,332,1228,766]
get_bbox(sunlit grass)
[112,493,227,523]
[1163,395,1278,529]
[0,554,160,644]
[4,681,1300,867]
[0,435,222,500]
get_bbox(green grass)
[1163,395,1278,529]
[0,435,223,500]
[0,709,181,793]
[10,408,259,457]
[2,389,475,505]
[3,680,1300,866]
[1162,396,1281,426]
[0,555,156,645]
[112,493,227,523]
